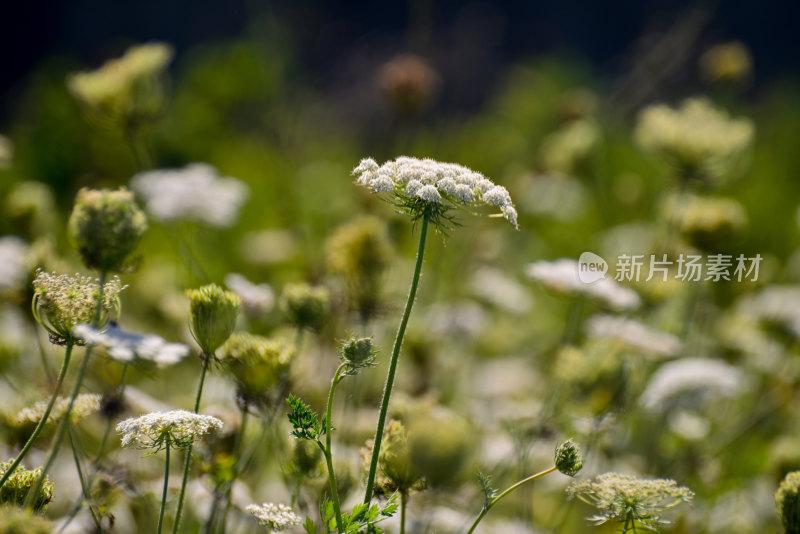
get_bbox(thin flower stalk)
[0,342,73,490]
[323,362,349,531]
[157,435,171,534]
[363,210,429,504]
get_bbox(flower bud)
[279,283,330,331]
[0,460,54,512]
[339,336,377,375]
[360,420,425,496]
[68,187,147,272]
[187,284,240,354]
[555,438,584,477]
[776,471,800,534]
[218,332,295,407]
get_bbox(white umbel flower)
[352,156,518,228]
[225,273,275,317]
[75,323,190,366]
[0,236,28,292]
[526,259,640,311]
[17,393,102,424]
[116,410,223,450]
[586,314,682,357]
[640,358,744,412]
[246,502,301,531]
[130,163,249,227]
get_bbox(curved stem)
[158,438,171,534]
[466,465,557,534]
[172,352,211,534]
[363,212,429,504]
[323,363,347,531]
[0,342,73,490]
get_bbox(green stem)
[466,465,557,534]
[172,352,211,534]
[215,407,249,534]
[323,363,347,531]
[562,294,585,345]
[158,438,171,534]
[363,211,429,504]
[68,424,102,530]
[0,342,73,490]
[400,491,408,534]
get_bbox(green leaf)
[303,516,318,534]
[477,471,497,510]
[287,394,322,441]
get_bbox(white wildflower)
[0,236,28,292]
[352,156,518,228]
[130,163,249,227]
[586,314,682,357]
[116,410,223,450]
[738,285,800,339]
[17,394,102,424]
[246,502,301,531]
[225,273,274,317]
[640,358,745,412]
[526,259,640,311]
[470,267,531,314]
[74,323,190,366]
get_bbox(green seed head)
[187,284,240,354]
[68,187,147,272]
[555,438,584,477]
[777,471,800,533]
[279,283,330,331]
[0,461,54,512]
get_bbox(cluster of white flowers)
[116,410,223,450]
[0,236,28,292]
[74,323,189,366]
[526,259,640,311]
[17,393,102,425]
[352,156,518,228]
[586,314,682,357]
[640,357,745,412]
[246,502,301,531]
[225,273,274,316]
[130,163,250,227]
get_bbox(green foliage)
[287,395,323,442]
[477,471,497,511]
[304,494,399,534]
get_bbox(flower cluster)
[116,410,223,451]
[567,473,694,531]
[218,332,296,405]
[68,42,173,126]
[74,323,189,366]
[352,156,518,229]
[776,471,800,534]
[526,259,641,311]
[130,163,250,228]
[635,97,754,182]
[360,420,426,496]
[187,283,241,355]
[585,314,682,357]
[32,270,126,345]
[16,393,102,425]
[246,502,301,531]
[0,460,54,512]
[640,357,744,412]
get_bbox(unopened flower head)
[526,259,641,311]
[246,502,301,531]
[0,460,54,512]
[17,393,101,425]
[187,283,240,355]
[279,283,330,331]
[218,332,296,405]
[339,336,377,375]
[700,41,752,85]
[116,410,223,451]
[352,156,518,230]
[68,187,147,272]
[32,270,126,345]
[640,357,744,412]
[68,42,173,127]
[567,472,694,531]
[555,439,584,477]
[130,163,250,228]
[635,97,754,183]
[776,471,800,534]
[361,420,425,496]
[586,314,682,357]
[74,323,190,366]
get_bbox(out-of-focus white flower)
[0,236,28,292]
[586,314,682,357]
[669,411,710,441]
[738,285,800,339]
[17,394,102,424]
[130,163,249,227]
[526,259,641,311]
[469,267,531,314]
[224,273,274,317]
[352,156,518,228]
[74,323,189,366]
[706,480,775,534]
[426,300,488,338]
[640,358,745,412]
[246,502,301,531]
[116,410,223,450]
